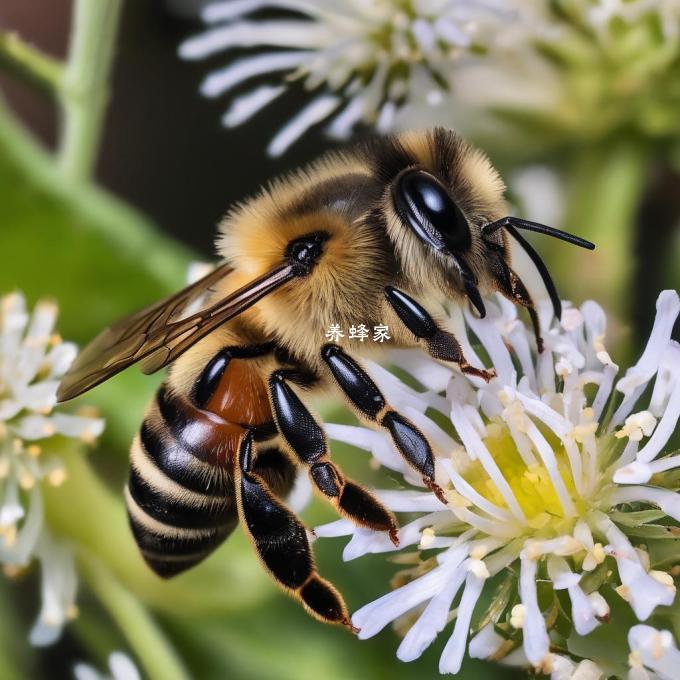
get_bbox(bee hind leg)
[384,286,495,381]
[235,430,355,630]
[320,344,448,505]
[268,370,398,544]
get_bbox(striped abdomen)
[126,350,275,577]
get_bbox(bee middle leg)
[384,286,495,381]
[268,369,398,543]
[234,430,354,629]
[320,344,448,504]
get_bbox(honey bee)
[57,128,594,630]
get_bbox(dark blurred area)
[0,0,341,256]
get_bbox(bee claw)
[389,527,400,547]
[481,367,497,382]
[343,618,360,635]
[424,477,448,505]
[461,363,496,383]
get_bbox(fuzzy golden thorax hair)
[213,128,509,368]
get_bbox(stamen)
[448,392,526,522]
[439,571,486,674]
[441,459,514,522]
[397,559,468,662]
[611,291,680,429]
[610,486,680,522]
[594,513,675,620]
[502,390,577,515]
[352,545,470,639]
[519,554,550,667]
[636,374,680,463]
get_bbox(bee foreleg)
[268,370,398,541]
[384,286,495,382]
[234,430,355,630]
[321,345,448,505]
[491,257,545,353]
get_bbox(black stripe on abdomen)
[140,419,229,496]
[125,485,236,578]
[127,465,232,530]
[126,382,240,578]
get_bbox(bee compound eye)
[395,170,471,254]
[285,231,329,273]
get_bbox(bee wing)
[57,262,298,402]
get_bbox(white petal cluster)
[317,290,680,675]
[179,0,516,155]
[628,625,680,680]
[74,652,141,680]
[178,0,680,154]
[0,292,104,645]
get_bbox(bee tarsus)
[384,285,495,379]
[235,430,350,626]
[270,368,399,538]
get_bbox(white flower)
[549,655,603,680]
[179,0,517,155]
[177,0,680,153]
[317,290,680,675]
[74,652,141,680]
[628,625,680,680]
[0,292,104,645]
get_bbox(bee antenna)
[502,224,563,320]
[483,217,596,250]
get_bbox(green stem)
[559,141,650,321]
[0,0,191,290]
[0,31,63,90]
[79,553,189,680]
[0,96,192,291]
[57,0,122,183]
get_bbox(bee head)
[370,128,507,317]
[390,166,488,316]
[374,128,594,321]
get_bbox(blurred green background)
[0,1,678,679]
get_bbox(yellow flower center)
[461,419,586,531]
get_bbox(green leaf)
[0,112,191,344]
[647,538,680,568]
[609,509,668,526]
[0,101,194,458]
